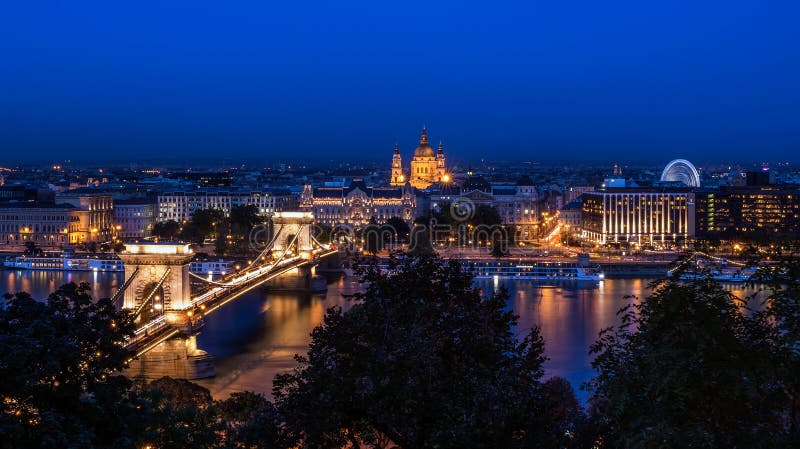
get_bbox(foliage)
[273,254,575,449]
[586,275,796,447]
[214,226,229,256]
[751,252,800,442]
[229,204,261,237]
[153,220,181,240]
[385,216,411,241]
[23,240,42,256]
[407,224,435,256]
[178,222,203,244]
[491,234,508,258]
[0,282,136,448]
[0,284,290,449]
[214,391,296,449]
[469,203,502,227]
[133,377,221,449]
[362,217,382,255]
[190,208,225,239]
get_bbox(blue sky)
[1,1,799,164]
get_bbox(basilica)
[390,127,448,189]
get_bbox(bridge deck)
[124,248,337,354]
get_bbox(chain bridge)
[115,212,336,379]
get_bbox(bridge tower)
[119,243,194,322]
[118,242,213,380]
[271,211,315,258]
[268,211,326,292]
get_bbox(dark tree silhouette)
[587,274,797,447]
[274,254,576,448]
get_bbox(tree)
[469,204,502,227]
[153,220,181,240]
[178,222,203,244]
[586,275,794,447]
[190,209,225,240]
[229,204,261,238]
[362,217,382,255]
[214,233,228,256]
[23,241,41,256]
[273,254,574,449]
[751,251,800,442]
[213,391,296,449]
[407,224,435,257]
[491,233,508,258]
[0,283,136,448]
[385,216,411,242]
[133,377,222,449]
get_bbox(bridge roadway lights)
[163,310,204,335]
[121,241,334,380]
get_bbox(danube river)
[1,269,759,403]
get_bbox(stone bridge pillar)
[118,242,194,313]
[119,242,213,380]
[272,211,315,259]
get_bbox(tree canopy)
[273,254,578,449]
[586,273,799,447]
[0,283,136,448]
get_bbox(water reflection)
[194,275,357,397]
[2,269,122,300]
[2,269,768,403]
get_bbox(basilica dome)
[413,128,435,158]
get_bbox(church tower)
[390,143,405,186]
[436,142,446,181]
[409,127,440,189]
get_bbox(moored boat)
[461,260,604,281]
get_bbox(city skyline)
[3,1,800,163]
[4,3,800,447]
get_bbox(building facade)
[581,188,694,245]
[564,186,595,204]
[300,179,416,227]
[559,199,583,233]
[694,182,800,240]
[115,201,157,240]
[389,128,448,189]
[157,189,296,223]
[56,193,115,243]
[432,176,546,241]
[0,203,81,245]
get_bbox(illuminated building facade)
[157,189,295,223]
[0,203,81,245]
[433,176,545,241]
[694,178,800,240]
[300,179,416,227]
[581,188,693,244]
[115,201,157,240]
[389,128,448,189]
[56,193,115,242]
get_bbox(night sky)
[2,1,799,164]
